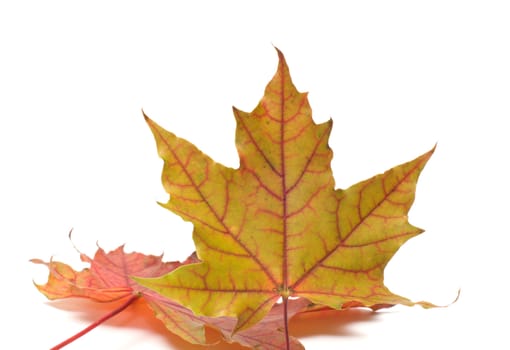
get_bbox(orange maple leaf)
[136,48,439,348]
[33,240,308,349]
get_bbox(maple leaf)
[136,48,438,348]
[32,239,308,349]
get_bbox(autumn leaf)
[32,240,308,349]
[136,47,438,348]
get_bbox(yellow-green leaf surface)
[137,49,435,332]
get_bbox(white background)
[1,1,508,349]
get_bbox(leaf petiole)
[50,293,141,350]
[282,296,290,350]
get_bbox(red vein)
[150,284,275,294]
[278,59,289,292]
[145,115,278,287]
[318,260,385,274]
[291,156,427,291]
[286,121,332,195]
[243,168,282,200]
[343,230,419,248]
[235,295,279,330]
[170,206,228,234]
[194,234,251,258]
[234,108,281,177]
[286,182,329,218]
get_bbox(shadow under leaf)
[290,307,380,338]
[47,299,381,349]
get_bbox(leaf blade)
[138,49,441,336]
